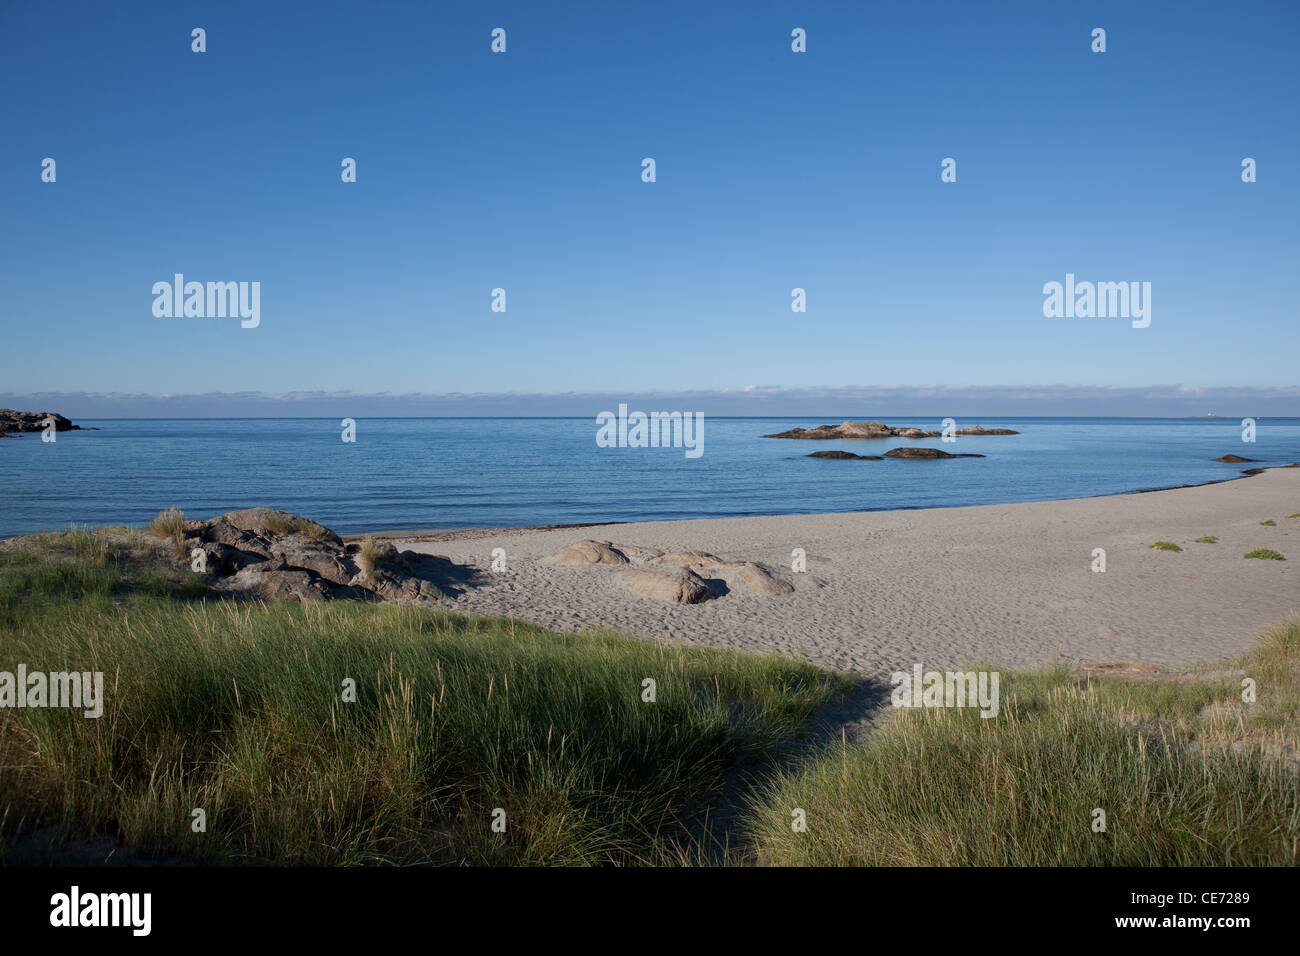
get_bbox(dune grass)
[1148,541,1182,552]
[0,527,851,865]
[1194,536,1218,544]
[145,507,187,558]
[356,535,382,581]
[260,512,333,542]
[1244,549,1286,561]
[748,620,1300,866]
[5,524,1297,867]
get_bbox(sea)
[2,417,1297,539]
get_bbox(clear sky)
[2,0,1297,415]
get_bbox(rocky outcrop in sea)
[764,420,1017,440]
[0,409,87,437]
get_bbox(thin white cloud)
[3,385,1297,418]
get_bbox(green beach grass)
[0,526,851,865]
[1244,549,1286,561]
[2,524,1297,867]
[748,621,1300,866]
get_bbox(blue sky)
[2,0,1297,415]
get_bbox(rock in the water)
[835,421,897,437]
[621,567,717,604]
[807,450,881,460]
[1213,454,1257,463]
[884,447,985,459]
[0,409,82,435]
[767,420,1016,441]
[765,421,884,440]
[550,540,630,566]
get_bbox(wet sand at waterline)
[391,467,1298,676]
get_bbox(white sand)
[396,468,1298,677]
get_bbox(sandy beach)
[390,467,1298,676]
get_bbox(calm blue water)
[2,417,1298,538]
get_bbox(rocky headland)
[0,409,89,437]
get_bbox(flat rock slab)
[730,562,796,596]
[652,550,724,568]
[765,420,1018,441]
[884,447,985,459]
[550,540,630,566]
[621,567,718,604]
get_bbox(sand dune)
[395,468,1298,676]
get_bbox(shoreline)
[346,462,1299,543]
[4,466,1295,682]
[384,464,1298,678]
